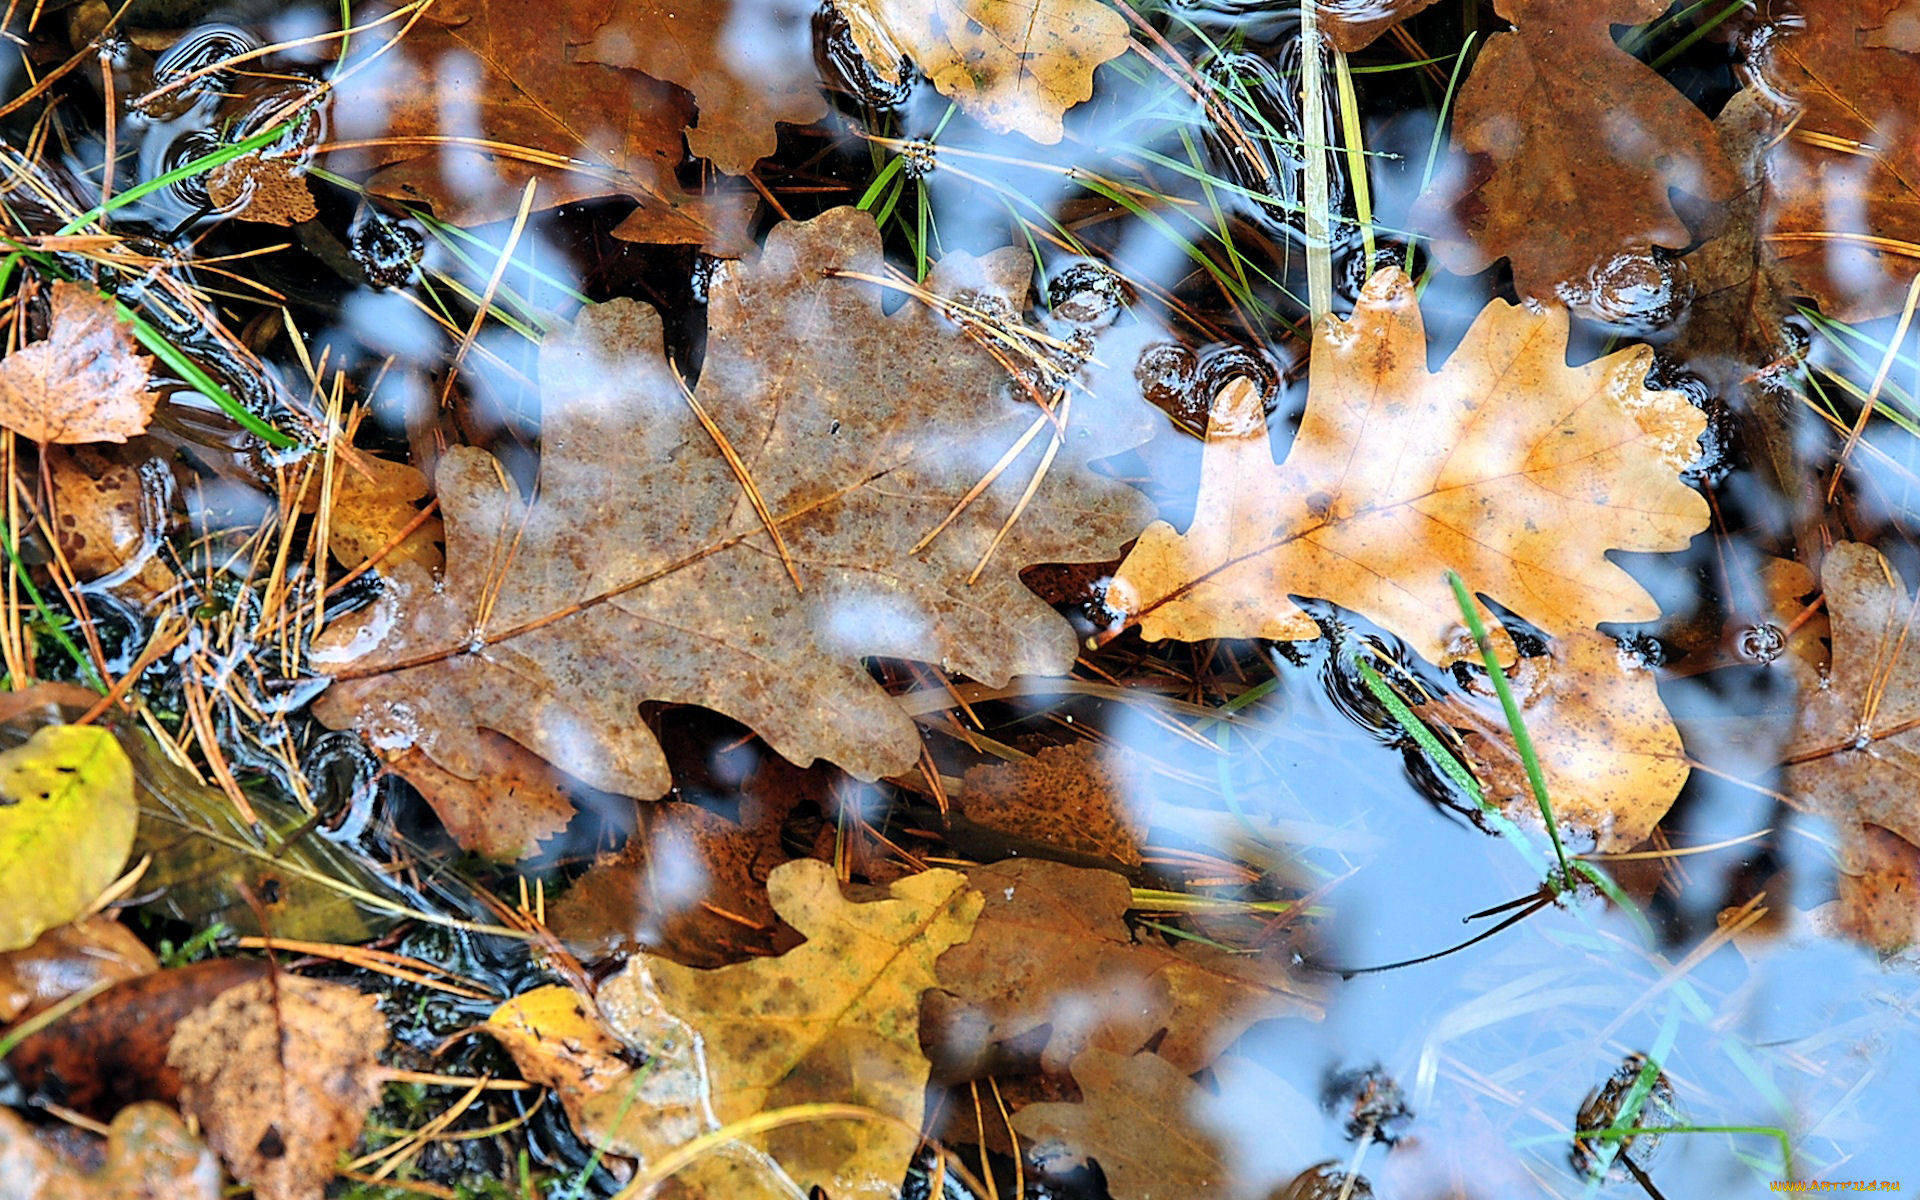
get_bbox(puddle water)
[3,0,1919,1196]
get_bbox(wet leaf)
[313,207,1154,800]
[44,446,179,605]
[0,724,137,953]
[0,282,156,444]
[569,860,982,1198]
[1436,629,1688,852]
[839,0,1132,144]
[321,452,443,576]
[386,730,575,861]
[1414,0,1733,298]
[0,916,156,1024]
[1108,268,1709,664]
[1316,0,1445,53]
[922,858,1319,1082]
[333,0,751,246]
[1781,542,1920,950]
[6,959,269,1119]
[0,1101,220,1200]
[1012,1048,1231,1200]
[166,975,387,1200]
[956,742,1149,868]
[1743,0,1920,321]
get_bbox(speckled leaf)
[0,282,155,444]
[583,859,983,1198]
[1013,1049,1233,1200]
[0,724,137,953]
[312,206,1154,800]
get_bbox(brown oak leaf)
[0,282,155,444]
[1012,1049,1233,1200]
[331,0,750,246]
[166,976,387,1200]
[1107,268,1709,664]
[1743,0,1920,320]
[1781,542,1920,950]
[312,206,1154,800]
[1317,0,1445,53]
[1414,0,1734,298]
[957,741,1151,867]
[921,858,1319,1083]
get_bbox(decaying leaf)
[1414,0,1733,298]
[331,0,750,246]
[167,975,387,1200]
[386,730,575,861]
[922,858,1318,1082]
[0,282,156,444]
[548,798,798,965]
[1012,1048,1232,1200]
[313,207,1154,801]
[1108,268,1709,664]
[956,741,1150,868]
[1781,542,1920,949]
[576,0,828,177]
[321,452,444,575]
[0,1101,220,1200]
[0,724,138,953]
[1316,0,1444,53]
[566,860,982,1197]
[1437,629,1688,852]
[1742,0,1920,321]
[840,0,1132,144]
[44,446,179,604]
[0,916,156,1024]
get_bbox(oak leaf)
[1414,0,1733,298]
[0,282,156,444]
[331,0,749,246]
[312,207,1154,800]
[166,975,387,1200]
[1742,0,1920,320]
[45,446,179,604]
[1781,542,1920,949]
[922,858,1319,1083]
[504,860,983,1198]
[956,741,1149,867]
[840,0,1132,145]
[1012,1049,1232,1200]
[1316,0,1444,53]
[1107,267,1709,665]
[384,730,575,861]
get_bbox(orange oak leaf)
[1781,542,1920,949]
[1414,0,1734,298]
[1743,0,1920,321]
[0,282,155,444]
[1107,267,1709,665]
[312,207,1154,800]
[1317,0,1444,53]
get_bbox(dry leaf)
[0,282,155,444]
[44,446,178,604]
[331,0,750,246]
[922,858,1319,1082]
[312,206,1154,800]
[528,860,982,1198]
[386,729,575,861]
[840,0,1131,144]
[0,1101,220,1200]
[1316,0,1444,52]
[1436,629,1688,852]
[1414,0,1733,298]
[1743,0,1920,321]
[1781,542,1920,950]
[1108,267,1708,664]
[166,975,387,1200]
[1012,1048,1231,1200]
[957,741,1150,867]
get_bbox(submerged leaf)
[313,207,1154,800]
[1012,1049,1233,1200]
[0,1101,220,1200]
[0,724,137,952]
[0,282,156,444]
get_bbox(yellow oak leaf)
[842,0,1131,144]
[1108,267,1709,664]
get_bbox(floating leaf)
[0,281,156,444]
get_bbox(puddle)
[2,1,1918,1196]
